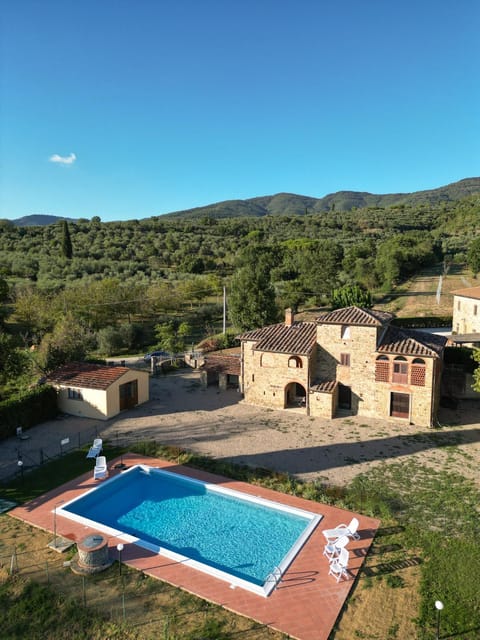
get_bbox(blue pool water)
[59,465,321,595]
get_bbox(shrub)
[0,385,57,440]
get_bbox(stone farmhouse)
[238,307,448,427]
[451,285,480,346]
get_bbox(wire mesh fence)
[0,424,102,485]
[0,545,212,628]
[0,543,276,639]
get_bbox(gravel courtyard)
[2,368,479,487]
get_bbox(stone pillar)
[219,373,227,391]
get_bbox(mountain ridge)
[3,177,479,225]
[160,176,480,219]
[3,214,78,227]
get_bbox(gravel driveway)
[2,369,479,487]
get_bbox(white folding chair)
[323,534,349,562]
[328,547,349,583]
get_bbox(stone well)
[71,533,114,575]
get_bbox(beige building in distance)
[451,285,480,343]
[47,362,150,420]
[238,307,447,427]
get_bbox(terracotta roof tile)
[451,285,480,300]
[378,326,447,358]
[238,322,317,355]
[202,354,241,375]
[317,306,393,326]
[47,362,132,390]
[310,379,337,393]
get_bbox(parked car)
[143,350,168,362]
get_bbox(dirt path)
[378,264,473,318]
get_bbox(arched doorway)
[285,382,307,408]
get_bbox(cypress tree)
[61,220,73,259]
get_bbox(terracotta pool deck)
[10,454,380,640]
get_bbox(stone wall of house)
[242,341,311,410]
[432,358,444,418]
[309,388,336,418]
[315,323,439,426]
[242,322,442,426]
[315,324,380,415]
[369,355,439,426]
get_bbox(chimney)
[285,308,294,327]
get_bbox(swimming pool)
[57,465,322,596]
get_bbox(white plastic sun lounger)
[322,517,360,542]
[86,438,103,458]
[93,455,108,480]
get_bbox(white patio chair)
[322,517,361,542]
[328,547,349,583]
[86,438,103,459]
[323,534,349,562]
[93,455,108,480]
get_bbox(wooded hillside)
[0,187,479,392]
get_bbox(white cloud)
[49,152,77,165]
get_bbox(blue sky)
[1,0,479,221]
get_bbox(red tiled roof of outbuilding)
[238,321,317,355]
[47,362,132,390]
[202,353,241,375]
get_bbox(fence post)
[45,560,49,583]
[10,547,18,575]
[121,583,126,622]
[60,437,69,456]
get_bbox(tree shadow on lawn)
[222,428,480,475]
[360,555,422,577]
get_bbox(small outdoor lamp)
[17,459,24,483]
[435,600,444,640]
[117,543,124,576]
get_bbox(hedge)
[0,385,58,440]
[392,316,452,328]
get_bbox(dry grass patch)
[334,565,421,639]
[0,514,285,640]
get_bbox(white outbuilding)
[47,362,150,420]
